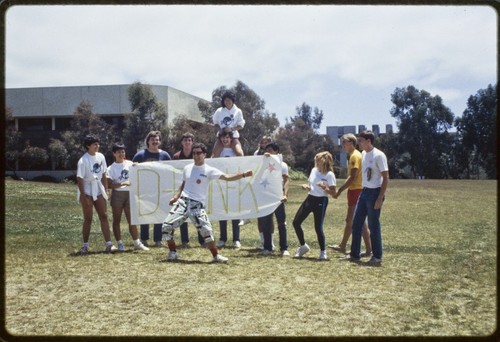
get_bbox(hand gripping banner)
[129,155,283,225]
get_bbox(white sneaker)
[117,241,125,252]
[166,251,179,261]
[319,250,327,260]
[233,241,241,249]
[238,219,251,226]
[105,244,118,253]
[213,254,228,263]
[134,242,150,251]
[281,250,290,257]
[262,249,273,256]
[216,240,226,248]
[294,243,310,258]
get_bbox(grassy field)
[3,178,497,338]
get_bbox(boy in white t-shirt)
[107,143,149,252]
[161,143,253,263]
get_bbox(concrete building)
[5,84,209,179]
[326,124,394,168]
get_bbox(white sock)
[105,240,113,247]
[133,239,141,246]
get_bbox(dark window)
[18,118,52,132]
[55,118,73,131]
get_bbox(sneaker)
[105,245,118,253]
[118,242,125,252]
[319,250,328,260]
[238,219,251,226]
[257,241,264,250]
[328,244,346,253]
[166,251,179,261]
[262,249,273,256]
[134,242,150,251]
[213,254,228,263]
[233,241,241,249]
[367,256,382,266]
[216,240,226,248]
[155,241,165,248]
[360,251,372,258]
[340,254,360,263]
[294,244,310,258]
[140,240,149,247]
[281,250,290,257]
[79,246,89,255]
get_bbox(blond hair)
[315,151,334,174]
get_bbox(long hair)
[315,151,334,174]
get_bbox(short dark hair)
[181,132,194,141]
[83,134,99,148]
[221,91,235,107]
[219,127,234,139]
[265,142,280,153]
[358,130,375,144]
[112,142,126,153]
[192,142,207,154]
[145,130,161,148]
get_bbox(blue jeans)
[140,223,163,243]
[179,222,205,245]
[273,202,288,251]
[218,220,240,242]
[350,188,383,259]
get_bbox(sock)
[210,247,218,257]
[133,239,141,246]
[117,240,123,245]
[83,242,89,248]
[105,241,112,247]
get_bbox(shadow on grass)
[67,250,136,257]
[384,244,448,254]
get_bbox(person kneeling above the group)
[161,143,252,263]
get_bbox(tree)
[198,80,280,155]
[48,138,69,170]
[165,114,214,154]
[60,100,117,170]
[19,142,49,172]
[275,103,333,173]
[5,107,23,176]
[123,82,169,157]
[390,85,454,178]
[454,84,497,179]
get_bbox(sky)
[4,4,497,134]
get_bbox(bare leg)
[231,138,244,156]
[111,205,123,241]
[81,195,94,243]
[212,139,223,158]
[94,195,111,242]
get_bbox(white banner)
[129,155,283,225]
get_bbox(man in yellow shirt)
[330,133,372,257]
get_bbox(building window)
[55,118,73,131]
[18,118,52,132]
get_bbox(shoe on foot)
[118,242,125,252]
[140,240,149,247]
[233,240,241,249]
[328,244,346,253]
[281,250,290,257]
[238,219,251,226]
[340,254,360,262]
[216,240,226,248]
[105,245,118,253]
[213,254,228,263]
[262,249,273,256]
[134,242,150,251]
[294,243,310,258]
[360,251,372,258]
[166,251,179,261]
[79,246,89,255]
[367,256,382,266]
[319,250,328,260]
[155,241,165,248]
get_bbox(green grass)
[3,178,497,337]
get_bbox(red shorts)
[347,189,362,207]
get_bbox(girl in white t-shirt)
[292,151,336,260]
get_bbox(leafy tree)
[165,114,214,154]
[5,107,23,176]
[198,80,280,155]
[390,85,454,178]
[19,141,49,172]
[123,82,169,157]
[454,84,497,179]
[275,104,333,173]
[61,100,116,169]
[48,138,69,170]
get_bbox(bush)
[31,175,58,183]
